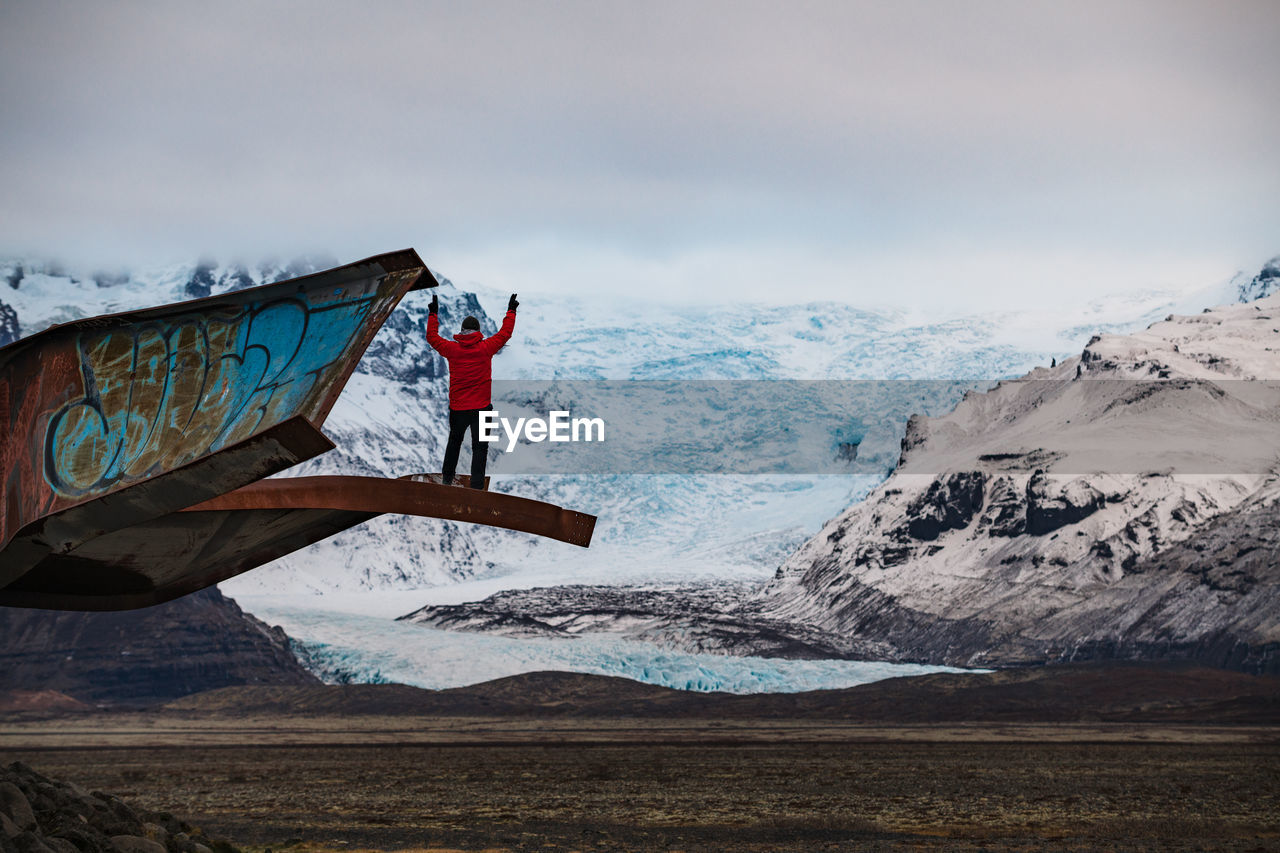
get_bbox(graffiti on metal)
[0,250,425,563]
[46,290,385,497]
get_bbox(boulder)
[904,471,985,540]
[109,837,166,853]
[0,785,34,833]
[38,841,76,853]
[1025,470,1104,535]
[9,833,54,853]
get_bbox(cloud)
[0,0,1276,308]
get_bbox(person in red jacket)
[426,292,518,488]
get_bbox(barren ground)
[3,716,1278,851]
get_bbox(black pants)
[442,407,490,488]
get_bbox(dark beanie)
[461,316,480,331]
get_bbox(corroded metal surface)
[0,250,595,611]
[0,475,595,612]
[0,416,336,589]
[192,476,597,547]
[1,250,428,559]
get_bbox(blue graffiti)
[44,291,379,497]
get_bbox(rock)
[896,414,930,465]
[141,814,181,838]
[904,472,985,540]
[108,837,166,853]
[0,301,18,348]
[1,812,18,839]
[0,784,35,832]
[10,833,54,853]
[1025,470,1104,535]
[60,783,89,802]
[89,794,140,831]
[38,819,110,853]
[39,841,77,853]
[139,824,166,845]
[182,262,216,299]
[976,476,1025,537]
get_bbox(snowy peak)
[889,293,1280,482]
[0,301,16,346]
[760,292,1280,673]
[1236,255,1280,303]
[0,254,343,338]
[1077,293,1280,381]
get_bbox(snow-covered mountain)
[3,254,1275,601]
[466,269,1269,381]
[755,293,1280,673]
[398,288,1280,678]
[1236,256,1280,303]
[237,253,1279,597]
[7,252,1278,688]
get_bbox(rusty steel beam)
[190,476,597,547]
[0,416,334,589]
[0,249,598,611]
[0,476,595,611]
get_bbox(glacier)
[241,595,971,693]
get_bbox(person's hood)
[452,330,484,345]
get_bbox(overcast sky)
[1,0,1277,310]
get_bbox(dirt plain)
[3,715,1279,852]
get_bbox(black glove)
[508,293,519,312]
[429,294,438,315]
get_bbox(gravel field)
[4,719,1278,851]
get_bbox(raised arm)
[425,294,459,357]
[483,294,519,355]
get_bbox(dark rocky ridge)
[0,760,239,853]
[399,582,857,659]
[160,663,1280,724]
[0,589,319,707]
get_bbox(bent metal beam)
[0,250,596,611]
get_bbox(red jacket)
[426,310,516,410]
